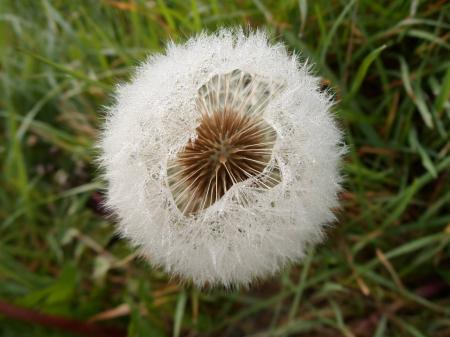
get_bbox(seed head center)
[166,69,282,215]
[214,139,233,164]
[167,108,277,215]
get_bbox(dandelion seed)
[99,28,344,287]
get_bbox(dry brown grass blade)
[0,300,126,337]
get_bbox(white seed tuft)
[99,28,344,288]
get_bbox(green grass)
[1,0,449,336]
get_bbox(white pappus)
[99,28,344,288]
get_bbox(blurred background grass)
[1,0,450,336]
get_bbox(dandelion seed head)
[99,28,344,287]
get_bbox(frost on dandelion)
[99,29,344,287]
